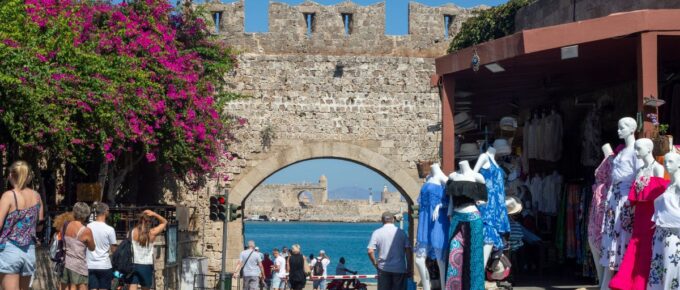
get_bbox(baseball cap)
[319,250,325,254]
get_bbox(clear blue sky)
[263,159,399,192]
[222,0,508,34]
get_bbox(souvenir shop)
[413,9,680,290]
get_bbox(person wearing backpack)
[127,210,167,290]
[0,161,44,290]
[234,240,265,290]
[310,250,330,290]
[61,202,96,290]
[87,202,117,290]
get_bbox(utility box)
[180,256,208,290]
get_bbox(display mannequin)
[445,160,487,290]
[648,152,680,290]
[473,146,510,267]
[609,139,665,290]
[588,143,614,286]
[415,163,449,290]
[599,117,640,290]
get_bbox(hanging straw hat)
[505,196,523,215]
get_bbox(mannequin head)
[617,117,637,139]
[634,138,654,159]
[664,152,680,175]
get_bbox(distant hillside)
[328,186,383,200]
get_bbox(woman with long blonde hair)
[127,210,167,290]
[0,161,44,290]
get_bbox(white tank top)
[132,229,154,265]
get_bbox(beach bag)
[313,257,324,276]
[112,229,135,276]
[486,249,512,281]
[51,221,70,276]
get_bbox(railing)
[47,205,177,240]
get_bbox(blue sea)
[245,221,408,278]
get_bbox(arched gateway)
[218,142,423,273]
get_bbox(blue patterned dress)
[478,156,511,249]
[417,182,450,261]
[446,211,484,290]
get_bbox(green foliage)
[448,0,534,53]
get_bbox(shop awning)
[434,9,680,173]
[435,9,680,76]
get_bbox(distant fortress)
[245,175,405,222]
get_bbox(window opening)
[304,13,316,37]
[212,11,222,34]
[444,15,455,39]
[342,13,353,36]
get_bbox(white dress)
[599,146,640,269]
[648,185,680,290]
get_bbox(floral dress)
[648,184,680,290]
[478,156,511,250]
[599,146,639,269]
[588,154,614,250]
[417,182,449,261]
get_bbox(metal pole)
[219,190,229,289]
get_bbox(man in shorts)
[271,249,287,290]
[235,240,265,290]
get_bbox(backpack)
[50,221,70,276]
[313,257,324,276]
[112,229,135,276]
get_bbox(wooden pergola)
[435,9,680,173]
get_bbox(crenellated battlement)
[199,1,479,57]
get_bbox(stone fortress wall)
[201,0,477,57]
[245,175,405,222]
[182,0,481,278]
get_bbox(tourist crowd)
[237,211,411,290]
[0,160,168,290]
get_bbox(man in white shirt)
[368,212,413,290]
[310,250,331,290]
[86,202,118,290]
[271,248,287,290]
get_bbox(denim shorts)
[0,243,35,276]
[127,264,154,288]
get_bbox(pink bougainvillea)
[0,0,243,192]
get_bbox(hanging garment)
[647,227,680,290]
[588,154,615,252]
[527,176,544,214]
[599,146,639,270]
[479,156,511,250]
[610,176,669,290]
[445,211,484,290]
[528,118,539,159]
[417,182,450,261]
[550,112,563,162]
[581,109,602,167]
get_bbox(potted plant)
[648,113,673,156]
[417,160,434,178]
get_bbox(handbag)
[52,221,70,276]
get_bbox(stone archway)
[230,142,420,204]
[220,141,421,273]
